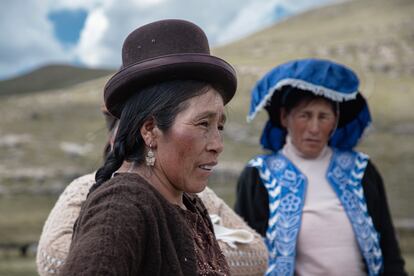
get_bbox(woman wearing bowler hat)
[60,19,237,275]
[235,59,407,275]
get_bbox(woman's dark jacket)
[234,160,407,275]
[60,173,226,276]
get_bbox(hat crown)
[104,19,237,118]
[122,19,210,68]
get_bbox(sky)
[0,0,337,80]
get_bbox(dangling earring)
[145,144,155,166]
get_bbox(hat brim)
[104,53,237,118]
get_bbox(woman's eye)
[320,114,332,121]
[199,121,209,127]
[218,125,224,131]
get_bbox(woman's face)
[153,88,225,194]
[281,98,337,159]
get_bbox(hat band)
[106,53,236,92]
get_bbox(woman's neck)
[119,161,186,209]
[284,135,329,161]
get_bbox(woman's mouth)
[198,162,217,171]
[305,138,321,144]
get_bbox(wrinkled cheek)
[176,134,198,155]
[173,134,201,169]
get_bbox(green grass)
[0,255,38,276]
[0,78,108,184]
[405,253,414,274]
[0,195,57,244]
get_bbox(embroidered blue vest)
[248,150,383,276]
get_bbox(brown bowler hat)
[104,19,237,118]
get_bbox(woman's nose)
[308,118,320,133]
[207,128,224,154]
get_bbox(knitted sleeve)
[36,173,95,276]
[198,187,268,276]
[59,180,148,275]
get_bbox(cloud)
[0,0,71,79]
[76,8,111,66]
[74,0,246,68]
[218,0,339,44]
[47,0,102,11]
[215,0,292,45]
[0,0,337,79]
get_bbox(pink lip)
[304,138,321,145]
[199,161,218,167]
[197,161,218,170]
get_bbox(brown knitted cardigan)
[59,173,228,276]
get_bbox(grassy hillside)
[0,64,114,96]
[0,1,413,273]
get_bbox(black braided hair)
[90,80,219,194]
[101,112,119,160]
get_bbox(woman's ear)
[280,108,288,128]
[140,118,158,147]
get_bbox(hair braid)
[90,139,125,194]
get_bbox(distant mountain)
[0,64,114,96]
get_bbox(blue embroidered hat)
[248,58,372,152]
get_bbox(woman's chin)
[188,182,208,194]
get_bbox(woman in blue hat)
[234,59,407,276]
